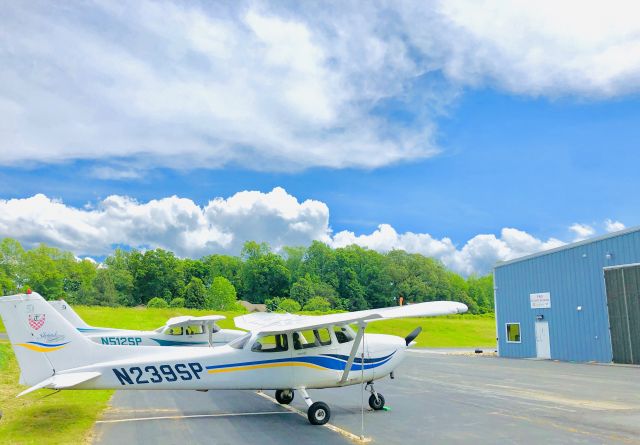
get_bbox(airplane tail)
[49,299,92,330]
[0,292,98,386]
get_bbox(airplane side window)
[315,328,332,346]
[185,325,204,335]
[333,326,354,344]
[251,334,288,352]
[165,327,183,336]
[294,329,332,350]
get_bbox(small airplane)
[49,300,246,347]
[0,292,467,425]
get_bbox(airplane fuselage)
[64,331,407,391]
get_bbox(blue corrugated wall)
[494,229,640,362]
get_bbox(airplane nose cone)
[456,303,468,314]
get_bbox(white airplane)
[49,300,245,347]
[0,292,467,425]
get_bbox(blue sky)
[1,1,639,275]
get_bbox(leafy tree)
[91,268,119,306]
[206,276,238,310]
[103,249,135,305]
[276,298,301,313]
[290,274,340,307]
[0,238,25,292]
[184,276,206,309]
[133,249,185,305]
[240,242,290,303]
[302,296,331,312]
[23,244,67,299]
[467,274,494,313]
[202,254,243,292]
[147,297,169,308]
[170,297,185,308]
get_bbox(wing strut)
[339,322,366,385]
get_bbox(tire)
[275,389,294,405]
[307,401,331,425]
[368,393,385,410]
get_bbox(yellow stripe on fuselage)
[208,362,326,374]
[16,343,66,352]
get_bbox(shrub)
[276,298,301,313]
[147,297,168,309]
[169,297,185,308]
[302,296,331,312]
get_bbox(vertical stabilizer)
[50,300,91,329]
[0,293,97,386]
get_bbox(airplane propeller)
[404,326,422,346]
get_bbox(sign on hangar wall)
[530,292,551,309]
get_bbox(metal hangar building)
[493,226,640,364]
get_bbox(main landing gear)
[275,388,331,425]
[275,389,294,404]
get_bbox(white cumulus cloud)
[569,223,596,241]
[2,1,640,172]
[2,189,619,276]
[604,219,626,233]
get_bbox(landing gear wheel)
[369,393,385,410]
[308,401,331,425]
[275,389,294,404]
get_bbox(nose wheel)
[366,382,385,410]
[299,388,331,425]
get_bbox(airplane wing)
[17,372,102,397]
[234,300,467,334]
[165,315,226,329]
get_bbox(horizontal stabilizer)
[17,371,101,397]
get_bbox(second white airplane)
[50,300,246,347]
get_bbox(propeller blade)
[405,326,422,346]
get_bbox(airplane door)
[292,328,338,388]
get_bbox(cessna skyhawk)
[50,300,245,347]
[0,292,467,425]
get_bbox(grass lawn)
[0,341,113,445]
[364,314,496,348]
[0,305,496,348]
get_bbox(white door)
[535,321,551,359]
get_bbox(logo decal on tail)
[28,314,46,330]
[16,341,70,352]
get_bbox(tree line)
[0,238,494,313]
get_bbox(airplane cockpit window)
[333,326,354,344]
[211,324,221,333]
[165,326,183,336]
[229,333,251,349]
[185,325,205,335]
[251,334,289,352]
[293,328,333,350]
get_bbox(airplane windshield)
[228,333,251,349]
[333,326,354,344]
[251,334,288,352]
[164,327,183,336]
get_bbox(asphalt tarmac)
[93,352,640,444]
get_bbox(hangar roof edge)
[494,225,640,270]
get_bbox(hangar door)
[604,265,640,364]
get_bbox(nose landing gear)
[366,382,385,410]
